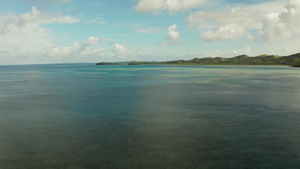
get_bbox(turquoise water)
[0,64,300,169]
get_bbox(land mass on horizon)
[96,53,300,67]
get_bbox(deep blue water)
[0,64,300,169]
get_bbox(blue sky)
[0,0,300,64]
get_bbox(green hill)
[161,53,300,66]
[96,53,300,66]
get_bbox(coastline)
[96,53,300,66]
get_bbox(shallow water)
[0,64,300,169]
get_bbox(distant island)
[96,53,300,67]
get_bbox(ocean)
[0,64,300,169]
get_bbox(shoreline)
[96,53,300,66]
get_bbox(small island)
[96,53,300,66]
[96,62,121,65]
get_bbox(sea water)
[0,64,300,169]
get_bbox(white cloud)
[187,0,294,41]
[0,7,94,64]
[161,24,181,46]
[167,24,180,40]
[188,7,265,29]
[200,23,252,41]
[187,7,263,41]
[0,6,141,64]
[0,6,80,56]
[114,44,127,54]
[50,43,80,57]
[0,22,54,58]
[135,0,164,14]
[86,17,106,24]
[19,6,80,25]
[83,36,99,45]
[0,6,80,34]
[135,27,162,34]
[135,0,205,14]
[46,41,138,62]
[113,44,136,58]
[188,0,287,29]
[260,0,300,41]
[48,36,104,57]
[232,46,253,55]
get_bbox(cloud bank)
[260,0,300,41]
[0,6,80,34]
[200,24,251,41]
[135,0,205,14]
[188,0,300,41]
[0,7,138,64]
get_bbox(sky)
[0,0,300,65]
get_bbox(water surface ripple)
[0,64,300,169]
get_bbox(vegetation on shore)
[96,62,121,65]
[96,53,300,66]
